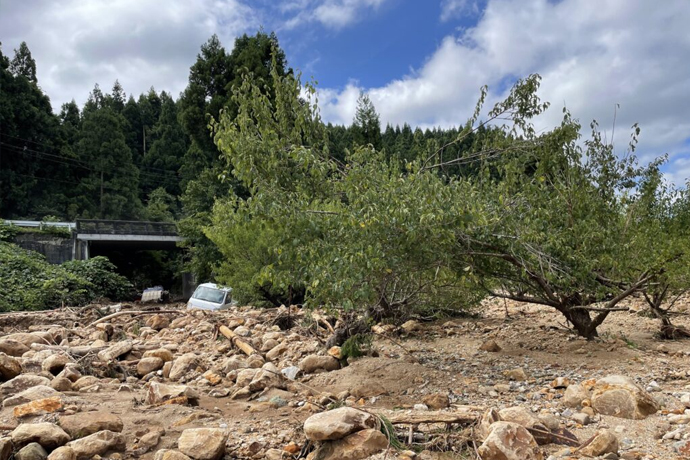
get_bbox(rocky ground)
[0,296,688,460]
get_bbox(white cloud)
[440,0,480,22]
[319,0,690,184]
[282,0,388,30]
[0,0,257,110]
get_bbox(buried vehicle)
[187,283,236,311]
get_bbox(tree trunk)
[561,306,599,339]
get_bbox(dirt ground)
[0,296,689,459]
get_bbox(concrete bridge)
[4,219,184,261]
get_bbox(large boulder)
[0,375,51,398]
[169,354,200,381]
[579,429,619,457]
[143,349,174,362]
[563,383,589,408]
[0,354,22,381]
[154,450,192,460]
[65,430,125,460]
[97,341,132,362]
[304,408,377,441]
[477,421,543,460]
[0,340,30,357]
[0,437,11,460]
[13,396,63,418]
[145,382,199,405]
[299,355,340,374]
[3,386,59,407]
[498,407,550,445]
[58,413,123,438]
[4,333,44,348]
[15,442,47,460]
[10,423,70,450]
[177,428,227,460]
[591,375,658,419]
[313,429,388,460]
[138,357,164,377]
[46,446,76,460]
[42,354,71,376]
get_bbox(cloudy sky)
[2,0,690,184]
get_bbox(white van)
[187,283,235,311]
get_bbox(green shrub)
[62,256,136,301]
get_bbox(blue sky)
[2,0,690,185]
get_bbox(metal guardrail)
[3,220,76,230]
[76,219,178,236]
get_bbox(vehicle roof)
[197,283,232,292]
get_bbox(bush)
[0,242,134,311]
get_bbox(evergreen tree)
[351,92,381,150]
[9,42,37,83]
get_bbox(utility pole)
[100,169,104,218]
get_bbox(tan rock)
[327,346,342,360]
[247,363,281,392]
[50,377,72,392]
[46,446,76,460]
[3,386,59,407]
[477,408,501,441]
[563,383,590,408]
[143,349,174,362]
[153,450,192,460]
[498,407,550,445]
[0,437,10,460]
[503,368,527,381]
[477,421,543,460]
[4,333,44,348]
[551,377,570,389]
[1,375,51,398]
[0,353,22,381]
[266,343,288,361]
[0,340,29,357]
[146,315,170,330]
[138,357,164,376]
[58,412,123,438]
[313,428,388,460]
[97,341,133,362]
[66,430,125,460]
[421,394,449,410]
[10,423,70,450]
[203,371,222,386]
[169,354,200,381]
[304,408,377,441]
[579,429,619,457]
[42,354,71,375]
[235,369,259,387]
[15,442,47,460]
[299,355,340,374]
[177,428,227,460]
[13,396,63,418]
[71,376,99,391]
[145,382,199,405]
[479,340,502,352]
[591,375,658,419]
[401,320,421,332]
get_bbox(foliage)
[340,333,372,362]
[0,224,19,242]
[62,256,136,301]
[0,242,135,311]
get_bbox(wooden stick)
[380,409,481,425]
[87,310,181,327]
[219,325,257,356]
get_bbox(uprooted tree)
[206,51,690,340]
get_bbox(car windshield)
[192,286,225,304]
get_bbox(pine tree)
[351,92,382,150]
[9,42,37,83]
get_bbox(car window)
[192,286,226,303]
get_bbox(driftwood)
[219,325,258,356]
[380,408,482,425]
[30,343,109,357]
[87,310,182,328]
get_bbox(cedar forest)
[2,32,690,340]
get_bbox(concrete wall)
[13,233,76,264]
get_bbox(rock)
[401,320,421,332]
[498,407,550,445]
[591,375,658,419]
[57,366,81,383]
[235,369,259,387]
[169,354,200,381]
[1,375,51,398]
[551,377,570,389]
[477,408,501,441]
[15,442,47,460]
[313,428,388,460]
[144,349,174,362]
[177,428,227,460]
[71,376,99,391]
[246,354,265,368]
[50,377,72,392]
[136,429,163,452]
[563,383,589,408]
[503,368,527,381]
[97,341,133,362]
[299,355,340,374]
[145,382,200,405]
[304,407,377,441]
[477,421,543,460]
[0,353,22,381]
[138,357,164,376]
[0,437,11,460]
[146,315,170,330]
[42,354,70,375]
[266,343,288,361]
[327,346,342,360]
[66,430,125,460]
[58,413,123,438]
[46,447,76,460]
[13,396,63,418]
[4,333,44,348]
[571,412,591,425]
[0,340,30,357]
[247,363,281,392]
[11,423,70,450]
[154,450,192,460]
[3,386,59,407]
[202,371,222,386]
[422,394,449,410]
[479,340,502,352]
[579,430,619,457]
